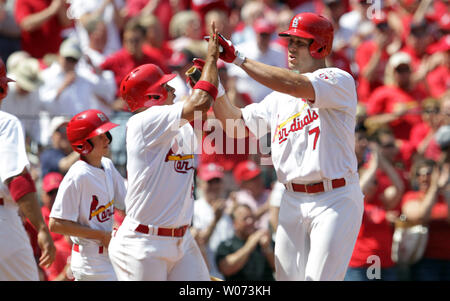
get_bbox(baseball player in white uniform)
[49,109,126,281]
[108,25,221,281]
[0,59,56,280]
[210,13,364,280]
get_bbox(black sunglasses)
[64,57,79,63]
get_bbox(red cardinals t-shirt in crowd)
[349,201,395,269]
[401,191,450,260]
[14,0,68,58]
[366,85,427,141]
[100,48,170,95]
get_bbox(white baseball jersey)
[241,67,358,184]
[50,157,126,247]
[124,101,197,227]
[0,111,38,280]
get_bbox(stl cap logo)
[97,113,107,122]
[292,17,299,29]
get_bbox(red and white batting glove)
[186,58,205,88]
[186,58,226,98]
[204,33,246,66]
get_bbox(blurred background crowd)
[0,0,449,281]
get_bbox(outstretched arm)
[181,22,220,122]
[212,33,315,100]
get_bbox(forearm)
[362,49,382,81]
[379,158,405,209]
[262,245,275,271]
[182,54,218,122]
[359,164,378,194]
[49,218,108,242]
[219,244,255,276]
[58,152,79,173]
[18,192,49,232]
[212,95,247,138]
[240,58,314,99]
[20,6,57,31]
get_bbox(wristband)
[194,80,218,100]
[8,172,37,202]
[233,50,246,66]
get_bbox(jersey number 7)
[308,126,320,150]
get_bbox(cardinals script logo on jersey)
[164,148,194,174]
[89,195,114,222]
[274,103,319,145]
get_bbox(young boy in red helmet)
[49,109,126,281]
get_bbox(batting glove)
[185,58,205,88]
[204,33,246,66]
[186,58,226,98]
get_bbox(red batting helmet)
[66,109,118,155]
[120,64,176,112]
[0,58,15,99]
[279,12,334,59]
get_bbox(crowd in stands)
[0,0,449,281]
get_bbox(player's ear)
[105,132,112,144]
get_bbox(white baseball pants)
[275,174,364,281]
[108,217,210,281]
[70,245,117,281]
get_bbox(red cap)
[253,18,276,34]
[233,161,261,185]
[198,163,224,181]
[42,172,63,193]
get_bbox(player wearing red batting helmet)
[120,64,177,112]
[278,12,334,59]
[208,13,364,281]
[108,23,223,281]
[66,109,119,155]
[49,109,126,281]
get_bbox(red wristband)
[8,172,37,202]
[194,80,218,101]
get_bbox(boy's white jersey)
[241,67,358,184]
[124,101,197,228]
[50,157,126,246]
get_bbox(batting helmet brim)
[278,29,315,40]
[84,121,119,140]
[146,73,177,95]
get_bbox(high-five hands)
[204,33,245,66]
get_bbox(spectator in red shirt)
[346,138,404,281]
[366,52,427,142]
[409,98,445,162]
[14,0,71,59]
[401,159,450,281]
[100,17,169,97]
[355,13,401,103]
